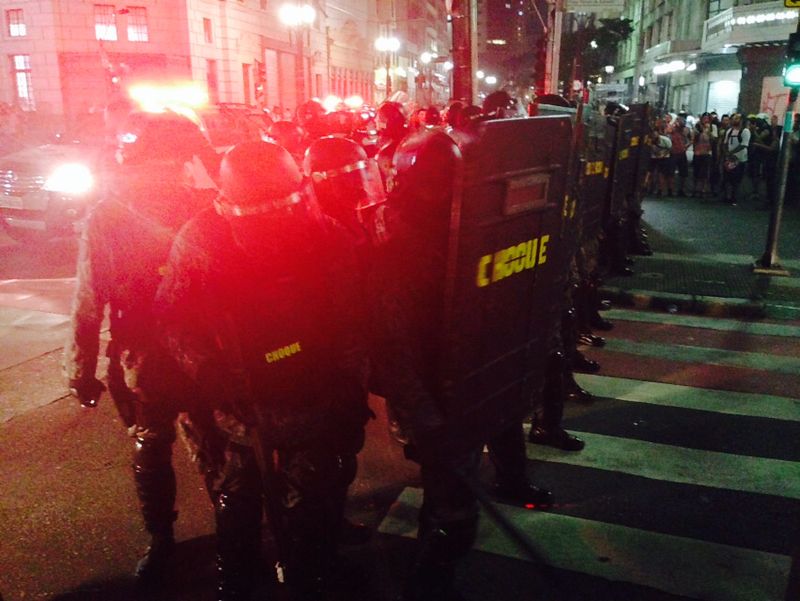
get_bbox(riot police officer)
[303,135,387,250]
[64,110,219,582]
[368,129,480,601]
[375,101,408,190]
[155,140,371,600]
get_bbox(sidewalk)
[601,194,800,320]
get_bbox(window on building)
[203,18,213,43]
[708,0,735,19]
[242,63,251,105]
[95,4,118,41]
[207,59,219,104]
[10,54,34,110]
[6,9,26,37]
[126,6,148,42]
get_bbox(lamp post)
[375,35,400,101]
[279,3,316,109]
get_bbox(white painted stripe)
[575,374,800,419]
[604,308,800,338]
[379,487,791,601]
[601,338,800,375]
[645,252,800,271]
[523,428,800,500]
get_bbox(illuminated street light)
[604,65,614,74]
[638,75,646,87]
[476,70,485,79]
[279,3,316,108]
[443,61,454,71]
[485,75,498,85]
[375,36,401,53]
[590,39,598,49]
[420,51,434,64]
[375,36,401,98]
[279,3,316,26]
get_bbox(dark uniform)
[368,130,480,601]
[64,110,218,581]
[155,141,370,600]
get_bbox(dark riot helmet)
[323,110,357,137]
[377,101,407,140]
[217,140,321,253]
[303,136,386,230]
[296,99,325,125]
[217,140,305,217]
[116,110,213,167]
[389,129,462,230]
[268,120,305,156]
[482,90,519,119]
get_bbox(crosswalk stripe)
[604,308,800,338]
[524,428,800,499]
[576,374,800,421]
[378,487,791,601]
[643,252,800,271]
[600,337,800,375]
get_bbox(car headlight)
[43,163,94,195]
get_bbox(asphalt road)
[1,229,798,601]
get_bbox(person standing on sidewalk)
[692,117,713,198]
[721,113,751,206]
[63,111,219,583]
[668,115,692,197]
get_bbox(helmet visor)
[309,158,386,213]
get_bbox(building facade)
[0,0,387,129]
[612,0,798,118]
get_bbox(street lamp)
[485,75,498,86]
[279,3,316,108]
[476,70,485,80]
[375,35,401,99]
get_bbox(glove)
[69,377,105,408]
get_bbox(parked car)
[0,113,107,243]
[0,103,273,243]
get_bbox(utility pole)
[753,20,799,277]
[450,0,476,104]
[547,0,565,96]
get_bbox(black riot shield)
[577,107,613,243]
[606,106,650,223]
[437,116,574,450]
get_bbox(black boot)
[132,436,177,582]
[135,532,175,582]
[564,369,594,404]
[402,516,477,601]
[572,350,600,374]
[528,426,585,451]
[215,491,262,601]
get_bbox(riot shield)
[437,116,574,450]
[577,107,613,243]
[606,108,647,224]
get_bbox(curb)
[600,287,800,321]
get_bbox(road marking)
[643,252,800,271]
[524,428,800,499]
[601,337,800,376]
[576,374,800,421]
[604,308,800,338]
[379,487,791,601]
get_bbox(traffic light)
[533,36,547,96]
[783,32,800,88]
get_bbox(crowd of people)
[59,89,630,600]
[645,108,800,207]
